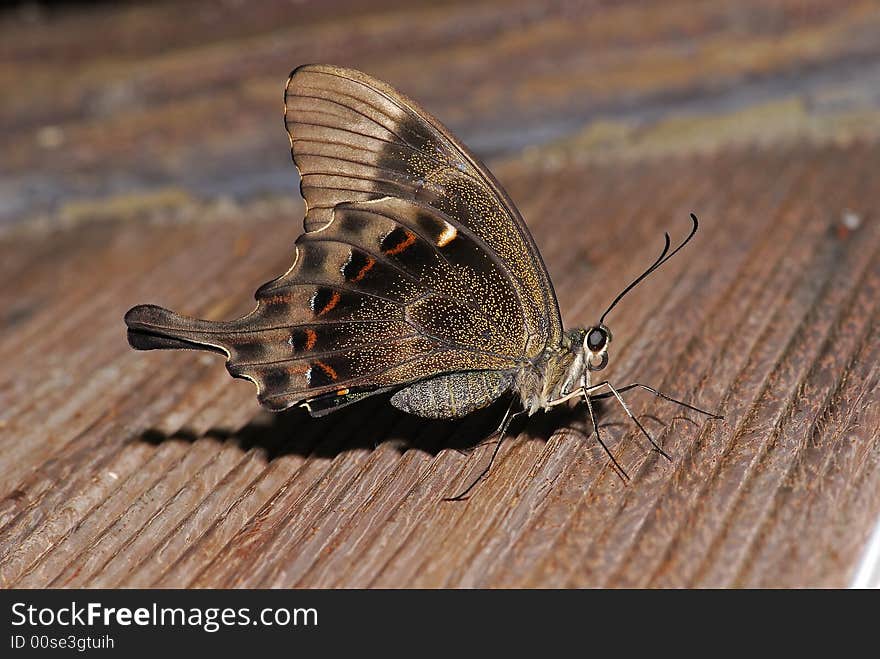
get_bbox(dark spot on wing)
[308,360,338,387]
[311,287,342,316]
[300,242,327,270]
[289,328,317,352]
[231,340,266,361]
[342,250,375,282]
[262,369,291,391]
[396,114,433,152]
[337,211,371,235]
[381,227,417,256]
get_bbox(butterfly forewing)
[282,64,561,353]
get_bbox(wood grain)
[1,0,879,588]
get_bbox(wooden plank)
[1,0,879,588]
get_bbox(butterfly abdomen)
[390,370,513,419]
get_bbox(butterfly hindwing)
[127,198,527,411]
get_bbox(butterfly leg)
[585,381,672,461]
[544,387,630,481]
[582,390,630,481]
[589,383,723,419]
[444,399,524,502]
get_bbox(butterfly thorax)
[515,327,601,416]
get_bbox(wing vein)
[287,88,410,145]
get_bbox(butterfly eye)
[586,327,607,352]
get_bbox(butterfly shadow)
[137,390,703,478]
[137,393,569,463]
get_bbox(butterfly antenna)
[599,213,699,325]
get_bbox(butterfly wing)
[125,64,562,413]
[282,64,562,351]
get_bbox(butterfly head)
[584,324,612,371]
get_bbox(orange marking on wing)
[317,290,341,315]
[351,257,375,282]
[316,361,338,381]
[337,388,350,396]
[304,328,317,350]
[384,230,416,255]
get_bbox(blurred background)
[4,0,880,230]
[1,1,879,588]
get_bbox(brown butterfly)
[125,64,720,498]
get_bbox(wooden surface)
[1,0,879,588]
